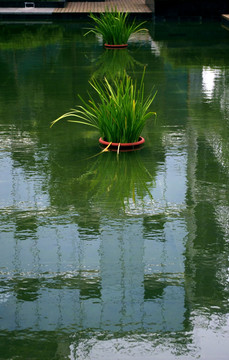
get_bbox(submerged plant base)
[104,43,128,49]
[99,136,145,152]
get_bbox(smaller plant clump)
[85,8,147,45]
[51,70,157,144]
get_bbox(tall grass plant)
[51,70,157,144]
[85,8,147,45]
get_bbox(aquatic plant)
[85,8,147,45]
[51,70,157,144]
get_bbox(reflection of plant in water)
[0,24,63,50]
[92,48,145,79]
[77,152,155,211]
[11,278,41,302]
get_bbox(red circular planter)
[99,136,145,152]
[104,43,128,49]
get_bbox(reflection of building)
[99,217,187,333]
[184,65,229,314]
[0,158,189,332]
[152,20,229,323]
[0,119,192,360]
[0,42,192,357]
[1,20,229,359]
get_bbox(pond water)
[0,19,229,359]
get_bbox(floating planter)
[104,43,128,49]
[99,137,145,152]
[85,8,147,48]
[51,70,157,153]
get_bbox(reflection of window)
[144,275,166,300]
[202,66,221,99]
[79,277,101,300]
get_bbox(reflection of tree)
[0,58,18,103]
[0,24,63,50]
[184,63,229,317]
[185,138,229,314]
[144,274,167,299]
[0,23,97,140]
[0,330,61,360]
[12,278,41,302]
[151,21,229,68]
[3,274,101,302]
[143,214,166,241]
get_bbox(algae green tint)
[0,20,229,360]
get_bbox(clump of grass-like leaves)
[92,48,144,80]
[85,8,147,45]
[51,70,157,144]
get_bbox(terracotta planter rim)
[99,136,145,147]
[104,43,128,49]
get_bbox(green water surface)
[0,19,229,359]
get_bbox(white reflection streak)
[150,40,161,56]
[68,336,195,360]
[129,31,161,56]
[202,66,221,99]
